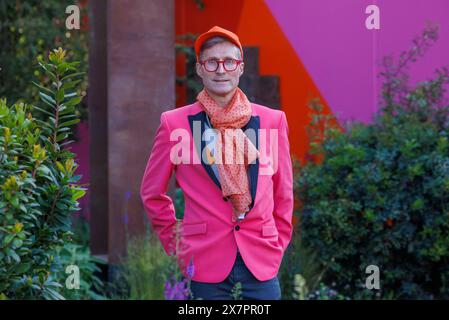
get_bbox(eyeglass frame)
[198,58,243,72]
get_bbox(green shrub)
[0,48,85,299]
[104,231,172,300]
[304,282,350,300]
[278,228,326,300]
[104,190,188,300]
[0,0,88,122]
[123,233,172,300]
[54,241,106,300]
[296,24,449,299]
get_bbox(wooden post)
[88,0,175,266]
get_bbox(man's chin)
[206,87,236,97]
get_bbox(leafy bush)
[0,0,88,122]
[305,282,350,300]
[122,233,173,300]
[0,48,86,299]
[278,228,326,300]
[103,231,173,300]
[104,190,191,300]
[54,242,106,300]
[296,24,449,299]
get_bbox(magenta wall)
[265,0,449,123]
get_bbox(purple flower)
[164,276,190,300]
[187,260,195,278]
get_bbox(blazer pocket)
[262,225,278,237]
[182,222,207,236]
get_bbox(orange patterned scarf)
[197,88,259,221]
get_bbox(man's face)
[196,41,244,97]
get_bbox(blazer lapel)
[242,115,260,210]
[188,111,222,190]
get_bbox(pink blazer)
[140,102,294,283]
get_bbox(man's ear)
[196,62,203,79]
[239,62,245,76]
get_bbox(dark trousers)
[188,251,281,300]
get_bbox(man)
[140,26,293,300]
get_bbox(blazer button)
[235,225,240,231]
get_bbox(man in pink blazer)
[140,26,293,300]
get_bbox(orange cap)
[194,26,244,61]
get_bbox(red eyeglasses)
[199,58,243,72]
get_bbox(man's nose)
[215,63,226,74]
